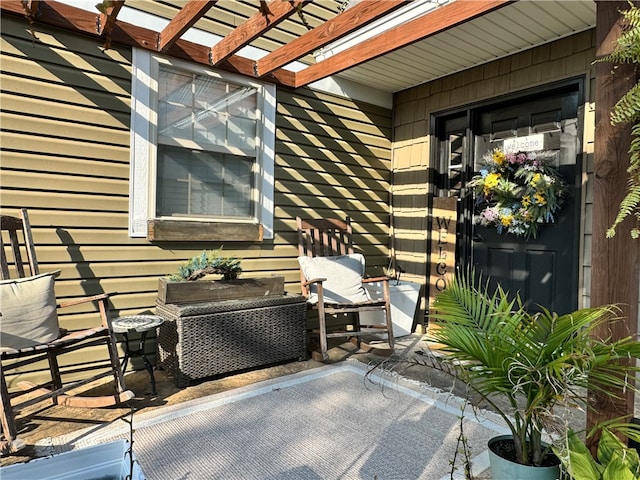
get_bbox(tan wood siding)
[0,15,391,383]
[392,30,596,326]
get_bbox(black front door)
[435,83,582,315]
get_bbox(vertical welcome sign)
[428,197,458,311]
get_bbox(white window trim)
[129,48,275,239]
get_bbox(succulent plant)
[169,248,242,281]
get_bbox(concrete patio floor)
[1,335,444,467]
[0,333,584,479]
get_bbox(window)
[129,49,275,240]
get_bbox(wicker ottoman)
[156,294,307,387]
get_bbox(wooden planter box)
[157,275,285,305]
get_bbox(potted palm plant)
[428,270,640,480]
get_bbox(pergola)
[1,0,588,91]
[1,0,638,443]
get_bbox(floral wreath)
[469,149,566,239]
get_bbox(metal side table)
[111,315,164,395]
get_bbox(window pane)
[158,69,194,141]
[194,111,226,146]
[223,160,253,215]
[156,146,254,218]
[159,66,258,151]
[228,117,256,149]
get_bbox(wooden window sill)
[147,219,263,242]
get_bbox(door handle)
[473,234,484,242]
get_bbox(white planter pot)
[361,280,421,337]
[0,440,145,480]
[488,435,560,480]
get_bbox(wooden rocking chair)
[296,216,394,361]
[0,209,134,454]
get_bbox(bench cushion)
[298,254,369,304]
[0,271,60,351]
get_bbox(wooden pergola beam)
[157,0,217,52]
[0,0,295,86]
[21,0,41,23]
[255,0,409,77]
[211,0,309,66]
[294,0,513,88]
[4,0,515,91]
[97,0,125,36]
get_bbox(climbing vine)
[601,1,640,239]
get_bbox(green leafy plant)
[554,426,640,480]
[169,248,242,281]
[600,1,640,239]
[426,269,640,467]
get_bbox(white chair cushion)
[0,271,61,351]
[298,254,370,304]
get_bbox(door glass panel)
[436,114,471,266]
[446,133,464,196]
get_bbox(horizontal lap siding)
[0,15,392,381]
[1,17,135,332]
[276,88,392,276]
[1,16,138,380]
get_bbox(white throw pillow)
[0,271,61,351]
[297,254,370,304]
